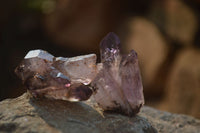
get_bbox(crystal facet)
[54,54,97,85]
[92,32,144,116]
[15,50,96,101]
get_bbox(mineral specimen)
[15,50,97,101]
[15,32,144,116]
[91,32,144,116]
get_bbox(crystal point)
[92,33,144,116]
[100,32,121,63]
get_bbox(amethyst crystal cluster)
[15,32,144,116]
[92,33,144,115]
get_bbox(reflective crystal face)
[54,54,97,85]
[91,32,144,116]
[15,50,96,101]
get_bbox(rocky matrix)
[0,93,158,133]
[92,32,144,116]
[15,50,97,101]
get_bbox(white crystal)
[24,49,54,61]
[55,57,68,62]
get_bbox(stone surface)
[1,93,200,133]
[140,106,200,133]
[92,32,144,116]
[159,48,200,118]
[0,93,156,133]
[15,50,97,101]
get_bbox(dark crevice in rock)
[11,114,37,121]
[0,123,17,132]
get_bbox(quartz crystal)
[15,50,97,101]
[54,54,97,85]
[15,32,144,116]
[92,32,144,116]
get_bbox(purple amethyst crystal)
[92,32,144,116]
[15,33,144,116]
[15,50,96,101]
